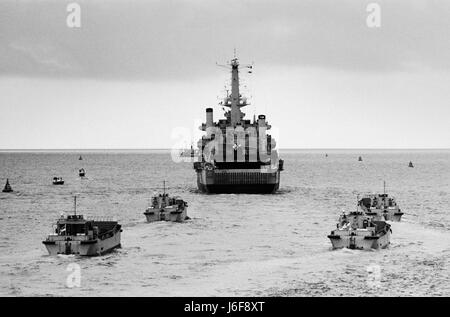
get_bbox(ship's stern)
[196,167,281,194]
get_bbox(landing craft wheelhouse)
[193,57,284,194]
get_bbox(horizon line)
[1,147,449,152]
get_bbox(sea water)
[0,149,449,296]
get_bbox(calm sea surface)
[0,149,449,296]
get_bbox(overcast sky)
[0,0,449,149]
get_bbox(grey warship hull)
[198,183,279,194]
[196,169,280,194]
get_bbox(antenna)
[216,61,230,69]
[74,195,77,216]
[163,180,166,196]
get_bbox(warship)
[2,179,13,193]
[328,211,391,250]
[193,57,284,193]
[144,182,189,222]
[358,182,404,221]
[43,196,122,256]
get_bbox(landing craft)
[52,177,64,185]
[79,168,85,177]
[328,211,391,250]
[144,181,189,222]
[358,182,404,222]
[43,196,122,256]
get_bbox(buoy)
[358,156,363,162]
[2,179,13,193]
[79,155,83,160]
[408,161,414,168]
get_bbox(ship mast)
[216,54,251,127]
[230,58,241,126]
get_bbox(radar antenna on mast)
[215,53,254,126]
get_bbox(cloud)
[0,0,449,80]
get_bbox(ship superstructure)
[193,57,284,193]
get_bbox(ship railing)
[45,234,91,241]
[86,216,117,222]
